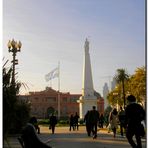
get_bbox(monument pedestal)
[78,96,98,119]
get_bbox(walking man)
[118,106,126,137]
[125,95,145,148]
[89,106,100,139]
[69,114,75,131]
[84,110,91,136]
[74,112,80,130]
[49,113,57,134]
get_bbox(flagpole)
[45,65,60,118]
[58,61,60,119]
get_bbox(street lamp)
[7,39,22,85]
[112,86,121,111]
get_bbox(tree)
[114,69,129,109]
[3,65,16,137]
[3,61,30,138]
[107,92,116,107]
[128,66,146,106]
[108,67,146,108]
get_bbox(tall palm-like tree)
[114,69,129,109]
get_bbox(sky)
[3,0,145,96]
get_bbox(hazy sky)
[3,0,145,96]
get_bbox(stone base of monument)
[78,96,98,119]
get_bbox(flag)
[45,67,59,82]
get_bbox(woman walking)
[109,108,119,138]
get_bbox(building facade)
[19,87,104,119]
[111,77,117,91]
[103,82,109,109]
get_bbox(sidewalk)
[4,126,146,148]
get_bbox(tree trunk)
[122,80,126,109]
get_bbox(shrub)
[38,119,50,125]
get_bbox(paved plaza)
[4,126,146,148]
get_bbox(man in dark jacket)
[89,106,100,139]
[49,113,57,134]
[125,95,145,148]
[84,110,91,136]
[118,106,126,136]
[22,117,52,148]
[74,112,80,130]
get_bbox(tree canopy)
[107,66,146,108]
[114,68,129,108]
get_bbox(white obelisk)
[78,38,98,119]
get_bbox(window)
[70,97,78,102]
[34,97,38,100]
[46,97,56,103]
[63,97,68,102]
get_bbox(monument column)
[78,38,98,119]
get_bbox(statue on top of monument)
[85,38,89,52]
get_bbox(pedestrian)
[84,110,91,136]
[22,117,52,148]
[104,114,109,128]
[105,113,111,133]
[125,95,145,148]
[49,113,57,134]
[99,114,104,128]
[109,108,119,138]
[74,112,80,130]
[118,106,126,137]
[33,117,40,134]
[89,106,100,139]
[69,114,75,131]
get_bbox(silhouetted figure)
[22,117,52,148]
[33,117,40,134]
[125,95,145,148]
[89,106,100,139]
[69,114,75,131]
[118,106,126,136]
[104,113,111,133]
[84,110,91,136]
[49,113,57,134]
[74,112,80,130]
[109,108,119,138]
[99,114,104,128]
[104,114,110,128]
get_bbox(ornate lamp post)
[7,39,22,85]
